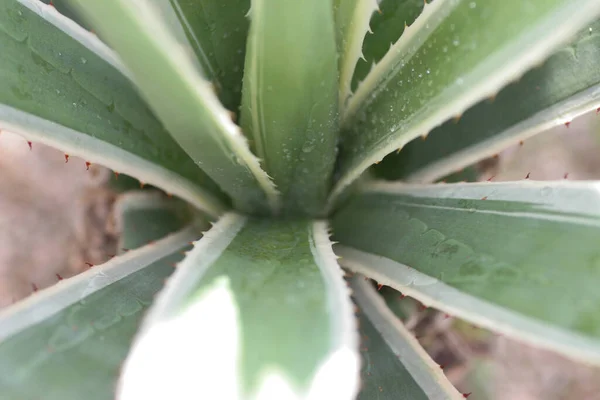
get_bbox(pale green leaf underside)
[240,0,339,216]
[352,277,462,400]
[332,0,600,206]
[120,214,358,400]
[332,181,600,364]
[376,18,600,183]
[0,1,223,208]
[333,0,378,110]
[165,0,250,112]
[0,205,199,400]
[71,0,279,215]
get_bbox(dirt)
[0,131,118,307]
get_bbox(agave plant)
[1,0,600,398]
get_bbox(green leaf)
[115,191,193,251]
[0,0,225,216]
[375,19,600,183]
[163,0,250,112]
[240,0,339,216]
[351,276,462,399]
[333,0,378,110]
[332,180,600,364]
[71,0,279,215]
[0,215,201,399]
[331,0,600,207]
[351,0,426,91]
[119,214,359,399]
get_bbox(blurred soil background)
[1,110,600,398]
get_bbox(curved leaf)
[351,0,425,91]
[0,0,225,216]
[164,0,250,112]
[375,19,600,183]
[351,276,462,400]
[330,0,600,207]
[240,0,339,216]
[71,0,280,215]
[333,180,600,364]
[0,213,201,399]
[119,214,359,399]
[333,0,378,110]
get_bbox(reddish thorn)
[564,121,571,128]
[108,254,115,259]
[122,248,130,252]
[27,141,32,150]
[596,107,600,114]
[55,274,63,281]
[139,181,146,189]
[486,175,495,182]
[418,303,428,311]
[481,196,488,200]
[85,262,94,267]
[377,283,384,291]
[519,140,524,146]
[444,313,451,319]
[463,393,472,398]
[114,171,120,179]
[493,154,499,159]
[171,263,178,268]
[64,154,69,163]
[31,283,38,292]
[399,294,406,299]
[148,240,156,245]
[166,192,173,198]
[525,172,531,179]
[85,161,91,170]
[49,0,55,7]
[439,364,445,369]
[564,172,569,179]
[364,276,369,281]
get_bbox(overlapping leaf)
[71,0,279,214]
[333,181,600,364]
[0,0,225,216]
[331,0,600,206]
[375,19,600,183]
[240,0,339,216]
[119,214,358,399]
[0,193,200,400]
